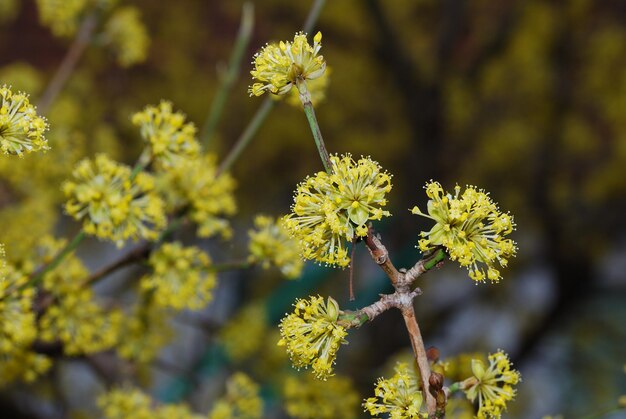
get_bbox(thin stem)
[201,3,255,146]
[401,304,436,415]
[303,0,327,33]
[217,98,275,175]
[28,230,86,288]
[38,13,98,114]
[82,245,151,287]
[297,80,332,173]
[216,0,327,174]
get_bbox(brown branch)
[364,227,438,416]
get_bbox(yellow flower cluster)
[461,350,521,419]
[220,304,268,362]
[284,154,392,267]
[363,362,426,419]
[249,32,326,96]
[248,215,304,279]
[158,154,236,238]
[39,288,122,355]
[208,372,263,419]
[140,242,215,311]
[116,301,172,364]
[36,0,88,37]
[0,85,48,155]
[132,100,199,169]
[0,251,51,385]
[62,154,166,246]
[278,296,348,380]
[98,386,204,419]
[411,181,516,283]
[283,374,359,419]
[104,6,150,67]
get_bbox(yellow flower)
[283,374,359,419]
[132,101,199,169]
[0,85,48,155]
[219,304,268,362]
[208,372,263,419]
[36,0,88,37]
[157,154,236,239]
[411,182,516,283]
[98,386,203,419]
[278,296,348,380]
[116,300,172,364]
[285,66,331,107]
[249,31,326,96]
[363,362,427,418]
[283,154,392,267]
[461,350,521,419]
[62,154,166,247]
[248,215,304,279]
[140,242,215,311]
[104,6,150,67]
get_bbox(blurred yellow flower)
[248,215,304,279]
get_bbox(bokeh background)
[0,0,625,417]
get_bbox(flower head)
[284,154,392,267]
[0,85,48,155]
[283,374,360,419]
[363,362,427,418]
[249,31,325,96]
[220,304,268,362]
[132,101,199,169]
[248,215,304,279]
[411,182,516,283]
[62,154,166,246]
[157,154,236,239]
[140,242,215,311]
[104,6,150,67]
[208,373,263,419]
[461,350,521,419]
[278,295,348,380]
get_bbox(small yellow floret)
[62,154,166,247]
[248,215,304,279]
[140,242,215,311]
[283,373,359,419]
[412,181,517,283]
[104,6,150,67]
[0,85,49,155]
[249,31,326,96]
[283,154,392,267]
[278,295,348,380]
[208,372,263,419]
[363,362,427,418]
[461,350,521,419]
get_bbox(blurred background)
[0,0,625,417]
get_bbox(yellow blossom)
[140,242,216,311]
[248,215,304,279]
[36,0,88,37]
[116,300,172,364]
[278,295,348,380]
[62,154,166,246]
[0,85,48,155]
[220,304,268,362]
[283,154,392,267]
[98,386,204,419]
[104,6,150,67]
[208,372,263,419]
[157,154,236,239]
[249,31,325,96]
[411,181,516,283]
[283,373,359,419]
[363,362,427,418]
[461,350,521,419]
[132,100,199,169]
